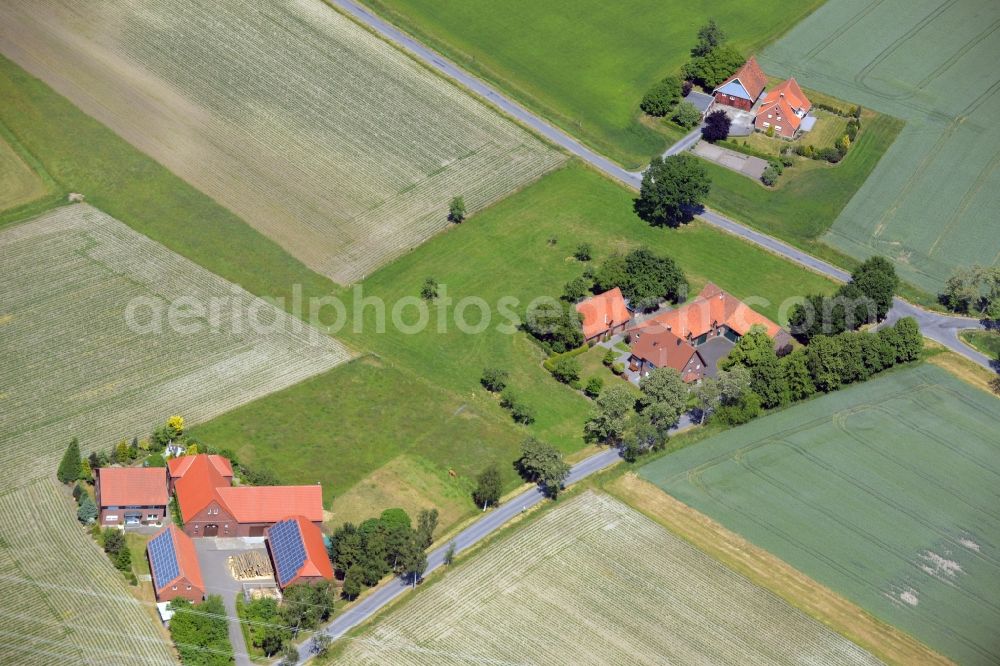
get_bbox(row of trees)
[585,370,684,462]
[789,256,899,341]
[98,526,136,585]
[328,507,435,596]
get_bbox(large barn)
[171,454,324,538]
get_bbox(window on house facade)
[762,122,770,128]
[776,126,782,131]
[106,515,118,521]
[172,585,178,591]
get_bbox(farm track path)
[327,0,993,371]
[289,1,997,661]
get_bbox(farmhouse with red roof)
[167,454,232,494]
[629,328,708,383]
[265,516,335,590]
[754,78,812,138]
[628,283,791,381]
[147,525,204,602]
[575,287,632,342]
[95,466,168,526]
[712,56,768,111]
[170,454,323,538]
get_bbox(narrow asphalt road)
[327,0,992,372]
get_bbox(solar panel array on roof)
[149,529,179,590]
[269,519,307,586]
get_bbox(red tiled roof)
[216,486,324,524]
[630,283,783,340]
[149,525,204,593]
[714,56,768,102]
[97,467,167,507]
[630,327,704,378]
[267,516,334,587]
[755,78,811,131]
[168,454,233,480]
[173,455,231,522]
[576,288,631,339]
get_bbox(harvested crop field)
[0,478,175,665]
[0,204,351,490]
[335,492,880,665]
[0,0,563,284]
[641,364,1000,665]
[760,0,1000,292]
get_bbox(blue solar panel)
[269,519,307,586]
[149,529,179,590]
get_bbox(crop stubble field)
[641,364,1000,665]
[0,204,351,490]
[760,0,1000,292]
[335,492,880,665]
[0,479,176,665]
[0,0,564,284]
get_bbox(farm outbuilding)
[265,515,334,590]
[147,525,204,603]
[712,57,768,111]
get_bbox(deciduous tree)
[640,75,682,117]
[516,437,570,498]
[692,19,725,57]
[448,196,466,223]
[701,109,731,142]
[473,463,503,509]
[584,384,636,444]
[635,155,711,228]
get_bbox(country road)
[290,1,997,661]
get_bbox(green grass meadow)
[358,0,825,168]
[960,330,1000,359]
[640,364,1000,665]
[334,163,838,450]
[759,0,1000,293]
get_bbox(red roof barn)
[266,516,334,589]
[147,525,204,602]
[712,57,768,111]
[95,466,168,527]
[170,454,324,538]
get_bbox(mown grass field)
[0,0,563,284]
[0,205,350,491]
[700,110,903,263]
[640,364,1000,665]
[0,479,175,665]
[333,492,880,665]
[360,0,826,168]
[189,356,522,511]
[759,0,1000,293]
[0,133,47,211]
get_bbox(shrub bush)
[640,75,682,116]
[602,348,617,366]
[480,367,508,393]
[760,165,779,186]
[551,356,581,384]
[671,101,702,130]
[584,376,604,398]
[574,242,593,262]
[611,362,625,375]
